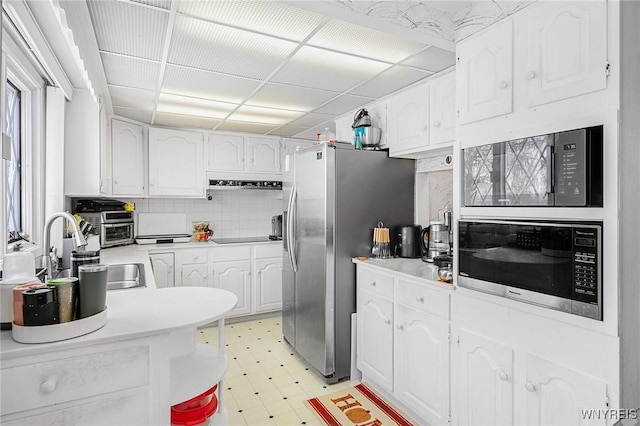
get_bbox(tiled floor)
[196,315,358,426]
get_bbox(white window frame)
[2,20,46,260]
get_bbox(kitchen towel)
[306,383,415,426]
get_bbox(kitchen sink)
[49,263,147,290]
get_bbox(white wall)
[131,192,282,238]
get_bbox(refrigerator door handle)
[287,186,298,272]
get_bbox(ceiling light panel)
[162,65,261,104]
[313,94,375,116]
[271,46,390,92]
[157,93,237,118]
[228,105,304,125]
[308,18,427,63]
[87,1,168,61]
[349,65,432,98]
[154,112,221,130]
[109,86,156,110]
[245,83,338,112]
[114,107,153,124]
[168,15,298,79]
[401,46,456,72]
[177,1,325,42]
[100,53,161,91]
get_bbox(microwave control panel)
[572,226,600,306]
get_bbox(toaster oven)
[82,211,135,248]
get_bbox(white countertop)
[1,287,237,359]
[353,257,453,290]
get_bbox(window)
[6,81,22,243]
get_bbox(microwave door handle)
[546,144,554,195]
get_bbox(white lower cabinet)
[212,260,251,316]
[182,263,209,287]
[356,263,452,425]
[454,328,514,426]
[253,258,283,313]
[149,252,175,288]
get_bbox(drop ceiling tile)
[168,15,298,79]
[162,65,261,104]
[113,107,153,124]
[157,93,237,119]
[215,121,279,134]
[154,112,220,130]
[101,53,161,91]
[401,46,456,72]
[177,1,325,42]
[227,105,304,125]
[313,94,374,116]
[267,126,312,138]
[295,123,337,141]
[308,18,426,63]
[286,112,334,129]
[109,86,156,110]
[349,65,432,98]
[87,1,168,60]
[131,0,171,10]
[271,46,390,92]
[245,83,338,112]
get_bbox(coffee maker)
[422,210,453,262]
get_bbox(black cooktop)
[212,236,273,244]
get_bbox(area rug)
[306,383,416,426]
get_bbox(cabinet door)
[334,114,354,144]
[111,119,145,196]
[525,354,608,426]
[149,252,175,288]
[148,127,204,197]
[457,18,513,124]
[181,263,209,287]
[207,134,244,171]
[429,71,456,147]
[524,1,607,107]
[212,261,251,316]
[357,288,393,392]
[395,305,450,425]
[253,258,282,313]
[387,83,430,156]
[454,328,514,426]
[245,137,280,173]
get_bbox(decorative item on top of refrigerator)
[351,108,382,150]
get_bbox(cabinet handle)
[396,323,404,330]
[40,377,57,394]
[384,318,391,325]
[114,179,119,185]
[498,80,509,90]
[525,382,536,392]
[526,71,537,80]
[498,371,509,382]
[421,124,428,131]
[433,121,441,128]
[369,280,376,286]
[416,295,425,303]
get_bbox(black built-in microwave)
[458,220,602,320]
[462,126,603,207]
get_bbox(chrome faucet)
[43,211,87,280]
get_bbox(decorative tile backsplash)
[416,170,453,226]
[131,192,282,238]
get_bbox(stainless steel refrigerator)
[282,143,414,382]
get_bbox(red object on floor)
[171,385,218,426]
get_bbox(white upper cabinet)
[523,1,607,107]
[387,82,430,156]
[457,0,607,126]
[206,133,243,171]
[148,127,204,197]
[457,18,514,125]
[429,70,457,146]
[111,119,145,196]
[245,136,280,173]
[207,133,280,174]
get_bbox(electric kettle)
[396,225,423,258]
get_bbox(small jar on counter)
[22,287,59,326]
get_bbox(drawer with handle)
[356,266,393,299]
[1,345,149,415]
[396,278,450,319]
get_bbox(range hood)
[207,172,282,191]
